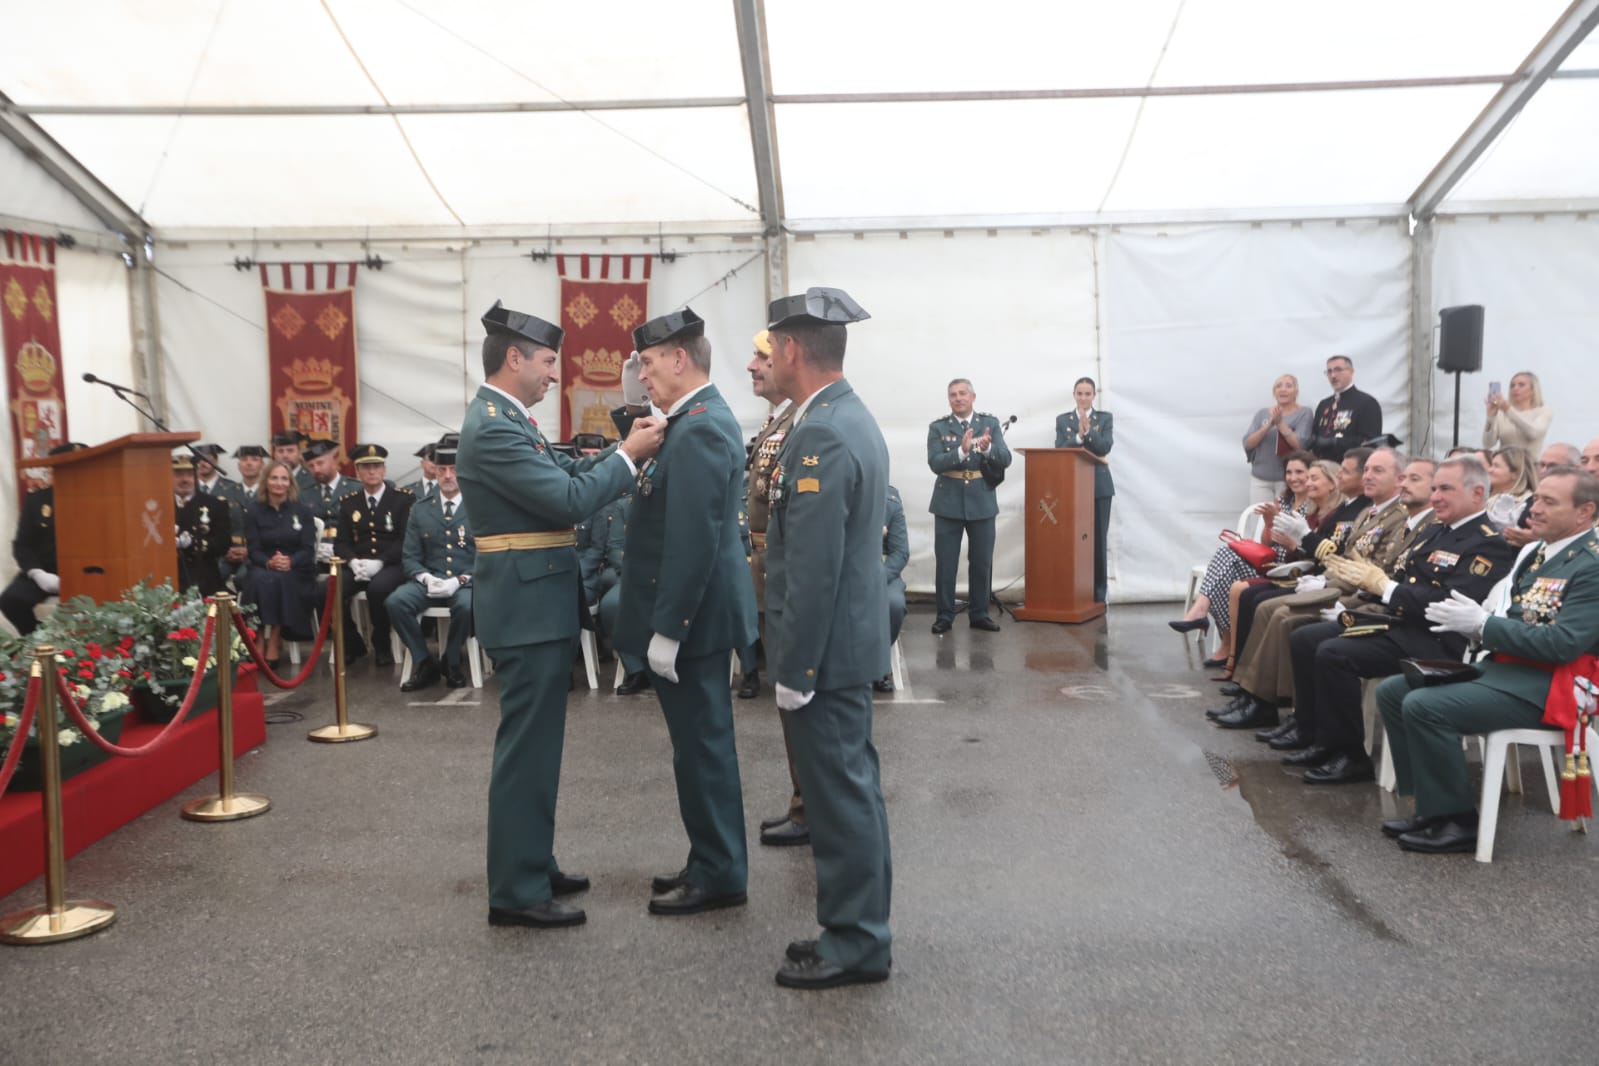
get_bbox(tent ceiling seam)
[135,0,228,217]
[1095,0,1187,215]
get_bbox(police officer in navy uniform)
[388,434,474,691]
[1308,355,1383,462]
[874,485,909,694]
[173,454,230,598]
[927,379,1011,632]
[335,444,413,666]
[1,441,83,635]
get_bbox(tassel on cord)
[1574,715,1593,822]
[1560,748,1580,820]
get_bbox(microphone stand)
[89,379,230,478]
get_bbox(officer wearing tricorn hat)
[172,452,230,598]
[761,286,894,990]
[457,300,665,930]
[404,442,439,500]
[610,306,758,919]
[387,432,474,692]
[192,443,252,592]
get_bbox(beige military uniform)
[747,401,798,609]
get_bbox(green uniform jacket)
[576,495,628,605]
[767,379,890,691]
[402,493,475,580]
[883,486,908,581]
[1476,531,1599,706]
[613,384,756,657]
[927,411,1011,521]
[1053,409,1115,497]
[456,384,634,648]
[305,474,362,549]
[402,478,437,501]
[294,467,317,499]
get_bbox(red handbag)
[1218,529,1276,572]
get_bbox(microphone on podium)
[82,372,151,399]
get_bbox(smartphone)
[1489,381,1502,397]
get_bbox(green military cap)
[302,439,340,461]
[233,444,268,458]
[433,432,459,467]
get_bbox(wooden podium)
[1013,448,1106,624]
[32,432,196,603]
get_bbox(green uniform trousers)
[651,649,749,894]
[783,684,893,972]
[485,638,573,908]
[386,583,472,668]
[1375,673,1546,819]
[597,584,644,676]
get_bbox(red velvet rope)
[0,674,40,797]
[55,612,218,758]
[231,574,337,689]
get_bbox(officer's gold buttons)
[805,669,815,677]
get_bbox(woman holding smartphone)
[1482,370,1551,455]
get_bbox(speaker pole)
[1452,371,1462,448]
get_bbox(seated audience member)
[586,496,645,694]
[173,454,229,598]
[243,460,317,667]
[1505,443,1582,547]
[1213,452,1429,732]
[1581,437,1599,477]
[1485,446,1537,529]
[1280,456,1516,786]
[195,442,251,592]
[873,485,909,694]
[336,444,413,667]
[0,442,83,635]
[1375,465,1599,854]
[404,443,439,500]
[389,437,475,691]
[1481,370,1551,456]
[1241,374,1313,504]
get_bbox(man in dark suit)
[764,286,893,990]
[612,307,758,917]
[873,485,909,694]
[335,444,414,666]
[1308,355,1383,461]
[1,441,83,634]
[927,380,1011,632]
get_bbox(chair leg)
[581,631,599,690]
[890,638,906,691]
[1538,742,1561,817]
[1377,725,1397,793]
[401,645,413,680]
[1476,735,1509,863]
[467,636,484,688]
[614,657,625,691]
[1505,742,1524,795]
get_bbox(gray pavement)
[1,603,1595,1065]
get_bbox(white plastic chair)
[890,637,907,691]
[1474,725,1598,863]
[398,605,489,688]
[351,590,406,666]
[1185,504,1267,655]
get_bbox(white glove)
[351,559,380,582]
[1295,574,1327,593]
[315,539,334,562]
[433,576,461,598]
[1273,510,1311,547]
[622,351,650,407]
[1320,604,1344,623]
[176,530,194,550]
[416,573,432,587]
[1425,589,1490,640]
[647,633,680,683]
[28,569,60,595]
[776,683,815,711]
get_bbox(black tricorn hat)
[1361,433,1404,450]
[194,442,225,460]
[302,439,340,461]
[631,307,705,352]
[234,444,268,459]
[482,300,564,351]
[270,430,299,448]
[433,432,460,467]
[414,442,437,461]
[767,287,870,330]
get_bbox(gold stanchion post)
[309,556,376,743]
[182,595,271,821]
[0,649,116,944]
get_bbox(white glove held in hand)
[1273,510,1311,547]
[622,351,650,407]
[647,633,680,683]
[176,530,194,550]
[776,683,815,711]
[1295,574,1327,593]
[434,576,461,598]
[1319,604,1344,623]
[1425,589,1490,639]
[28,569,60,595]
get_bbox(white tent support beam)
[1410,0,1599,220]
[1407,219,1437,457]
[733,0,786,302]
[1,98,746,117]
[772,74,1515,105]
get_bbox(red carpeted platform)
[0,670,267,898]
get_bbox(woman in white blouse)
[1485,446,1537,530]
[1482,371,1551,455]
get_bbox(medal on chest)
[1427,549,1460,570]
[291,514,301,532]
[1517,576,1567,625]
[384,512,394,532]
[770,460,785,505]
[638,460,655,497]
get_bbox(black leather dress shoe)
[550,871,590,897]
[1267,727,1310,751]
[400,658,441,693]
[651,867,688,894]
[344,642,368,665]
[759,818,811,847]
[1219,681,1244,698]
[775,954,889,990]
[1255,715,1297,743]
[1281,744,1330,767]
[931,619,952,634]
[1397,817,1479,854]
[1303,752,1376,785]
[1205,694,1251,720]
[969,617,1001,632]
[1215,699,1279,730]
[374,646,395,668]
[872,674,895,694]
[736,670,761,699]
[787,938,819,962]
[444,664,468,689]
[616,671,651,696]
[1381,814,1445,839]
[488,900,586,928]
[759,813,791,831]
[648,884,748,915]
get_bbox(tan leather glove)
[1324,555,1389,596]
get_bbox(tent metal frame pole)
[1410,0,1599,220]
[1407,219,1437,458]
[1,98,746,117]
[733,0,787,302]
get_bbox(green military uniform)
[927,410,1011,626]
[458,374,636,909]
[884,485,909,645]
[580,496,642,677]
[402,477,438,501]
[306,472,362,552]
[1378,530,1599,818]
[295,466,318,499]
[1054,408,1115,601]
[387,489,475,675]
[612,375,756,898]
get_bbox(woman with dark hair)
[1054,376,1114,602]
[244,460,317,667]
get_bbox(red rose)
[77,667,94,679]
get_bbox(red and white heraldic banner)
[1,231,71,500]
[261,262,360,470]
[556,254,650,441]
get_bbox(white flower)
[100,691,129,710]
[181,656,198,669]
[58,729,78,746]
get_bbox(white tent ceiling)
[2,0,1596,238]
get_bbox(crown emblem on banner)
[15,340,57,393]
[283,357,342,392]
[580,347,623,383]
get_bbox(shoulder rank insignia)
[1469,555,1492,577]
[485,401,497,417]
[801,455,819,467]
[797,478,820,494]
[688,405,707,416]
[1481,523,1499,536]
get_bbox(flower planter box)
[10,709,128,793]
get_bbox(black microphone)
[82,372,150,399]
[999,415,1018,431]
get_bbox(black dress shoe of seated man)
[775,953,890,990]
[616,671,651,696]
[400,658,441,692]
[1215,699,1278,730]
[1219,681,1244,698]
[550,871,590,897]
[651,867,688,895]
[648,883,748,916]
[1382,813,1447,839]
[930,619,952,634]
[1206,694,1252,720]
[444,663,468,688]
[488,900,586,928]
[374,646,395,668]
[1267,727,1310,751]
[736,670,762,699]
[1256,715,1297,743]
[1303,752,1375,785]
[872,674,895,694]
[969,616,1001,631]
[759,818,810,847]
[1281,744,1330,767]
[1397,816,1479,853]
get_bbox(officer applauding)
[388,434,475,691]
[335,444,413,666]
[927,379,1011,632]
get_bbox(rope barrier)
[232,577,337,689]
[0,673,40,798]
[54,611,218,758]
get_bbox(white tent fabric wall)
[0,135,106,235]
[1102,220,1412,602]
[1428,215,1599,455]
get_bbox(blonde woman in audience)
[1485,446,1537,529]
[1482,371,1551,455]
[1241,374,1313,504]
